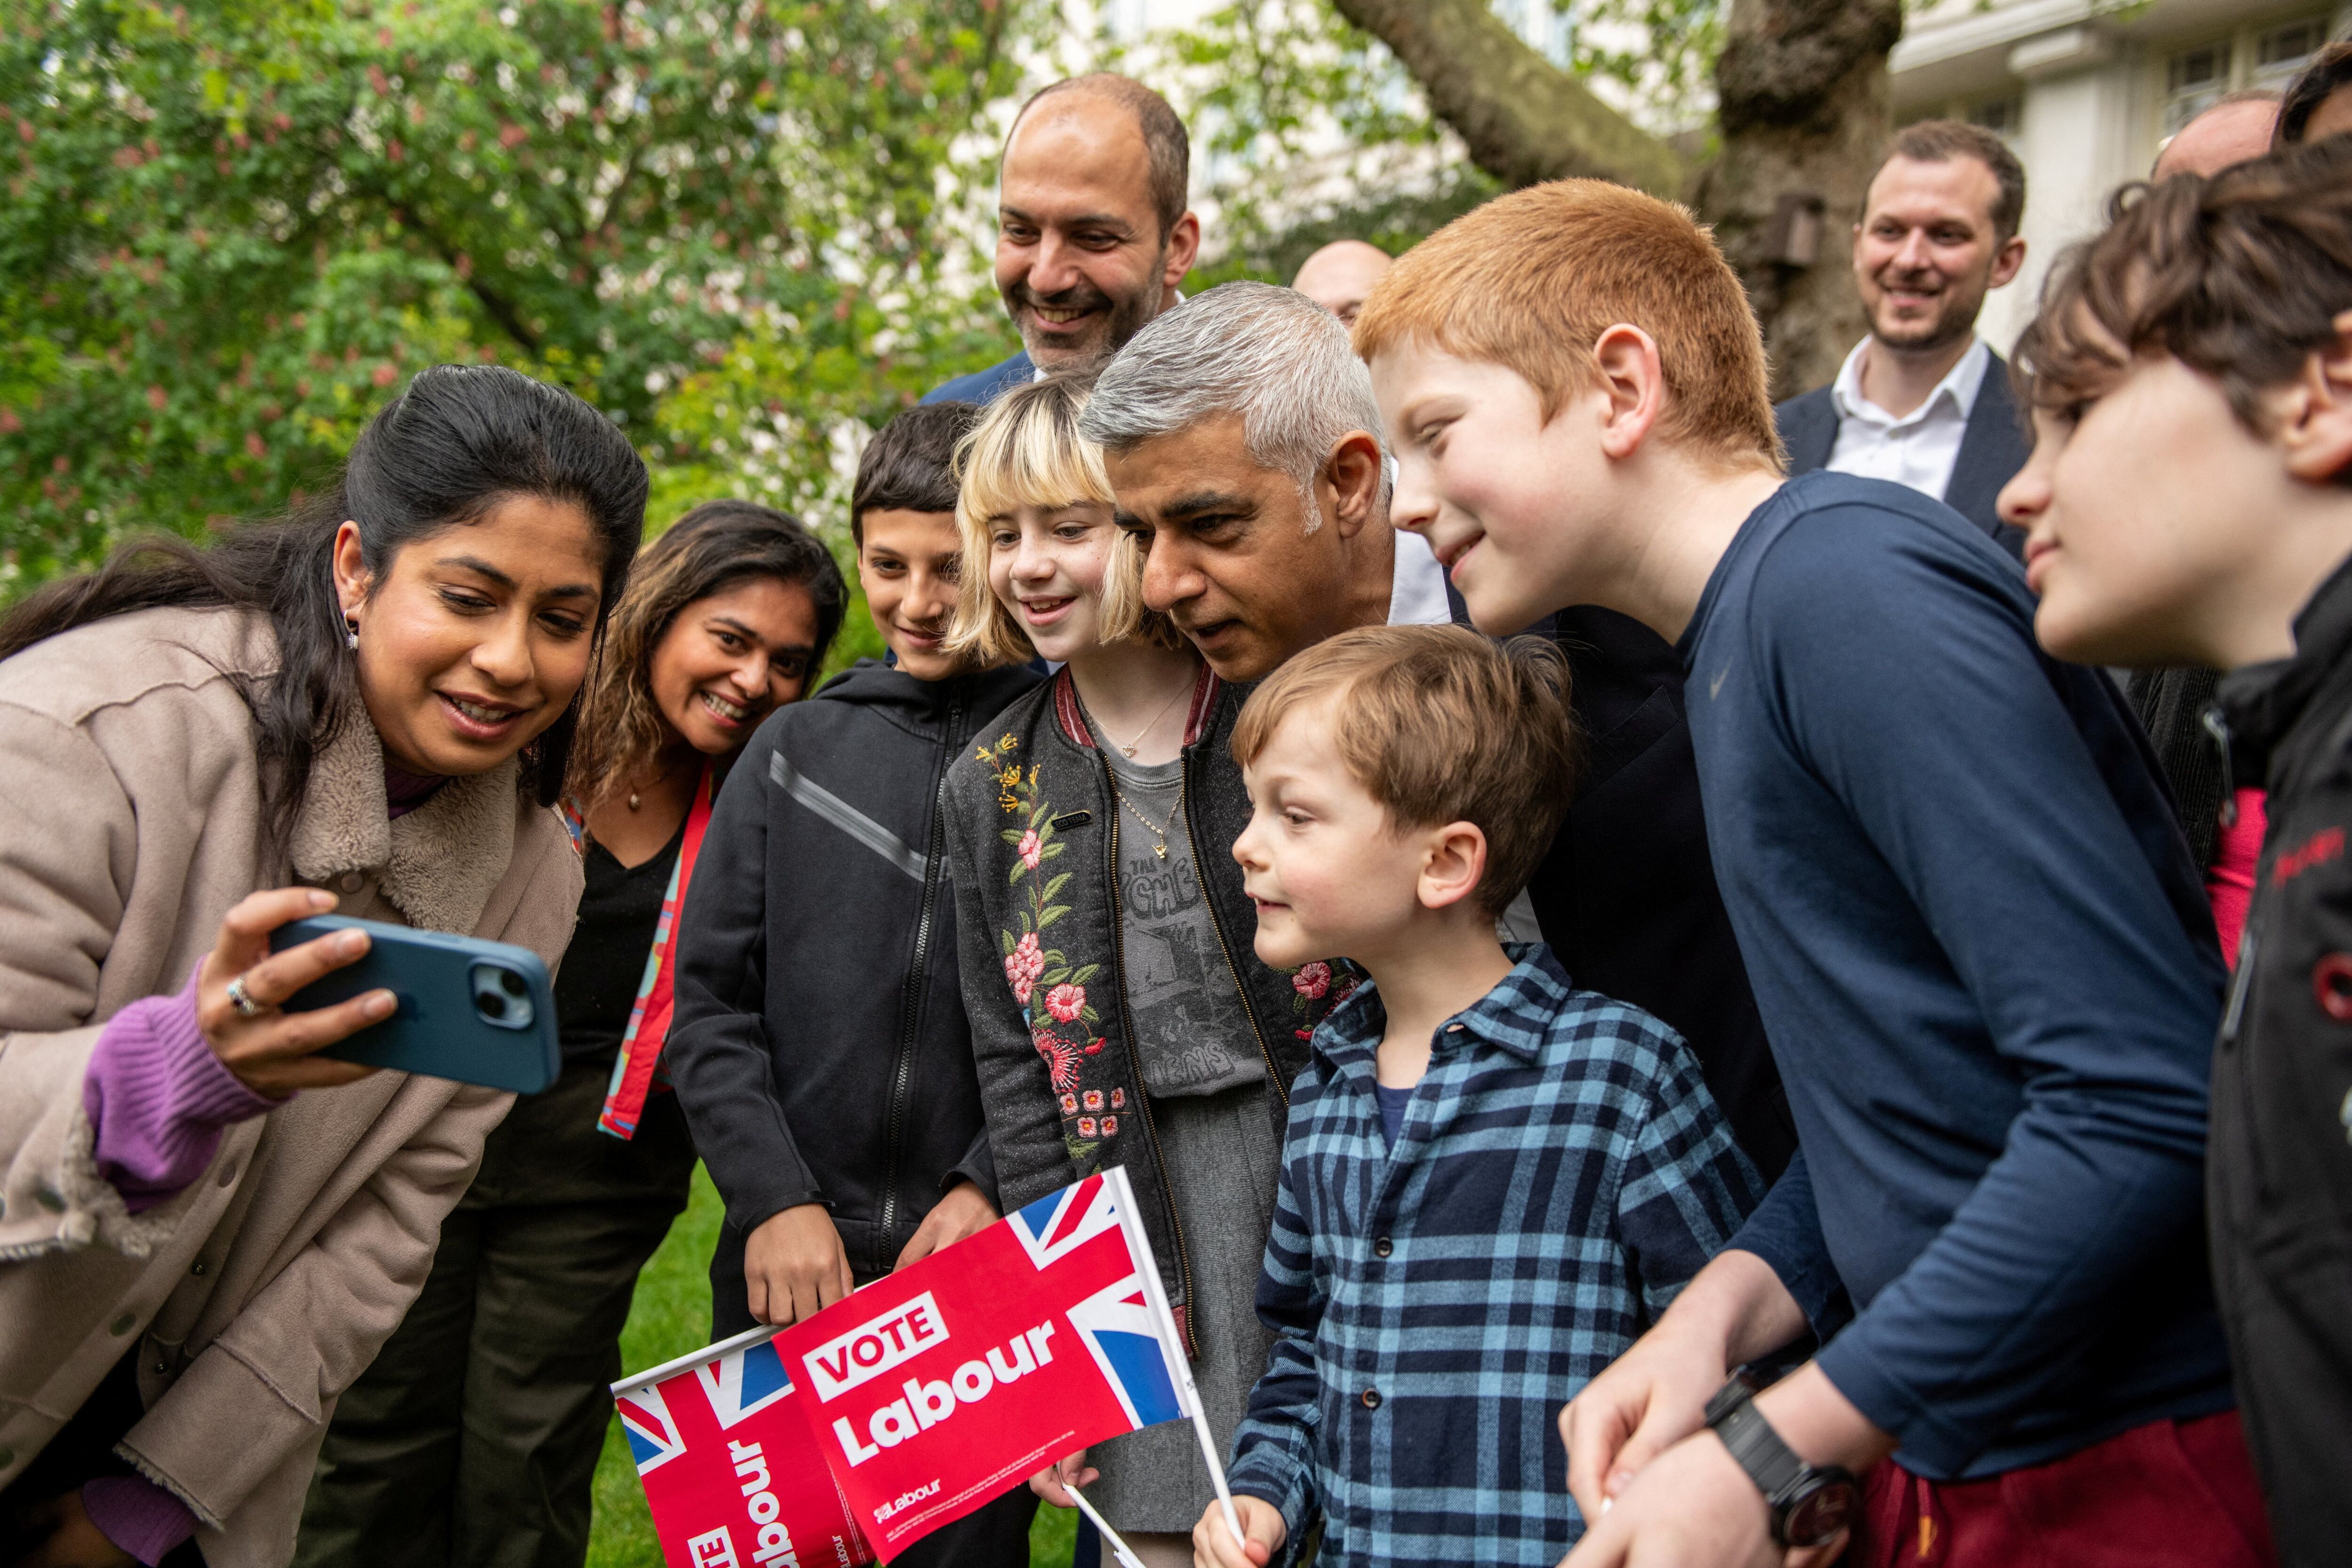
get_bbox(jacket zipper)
[2202,705,2239,828]
[1101,754,1201,1357]
[1184,749,1289,1111]
[878,695,960,1259]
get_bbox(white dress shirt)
[1385,528,1453,627]
[1823,335,1988,503]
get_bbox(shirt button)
[1373,1236,1393,1258]
[190,1259,208,1277]
[339,871,366,894]
[217,1161,240,1188]
[1360,1387,1382,1410]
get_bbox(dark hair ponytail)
[0,364,648,835]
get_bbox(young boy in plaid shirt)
[1194,625,1763,1568]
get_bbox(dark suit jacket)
[1450,588,1797,1180]
[1776,346,2031,558]
[921,349,1034,407]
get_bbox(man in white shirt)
[1776,120,2030,553]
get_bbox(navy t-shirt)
[1375,1081,1412,1148]
[1680,471,2232,1480]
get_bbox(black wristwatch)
[1703,1374,1860,1548]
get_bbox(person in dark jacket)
[939,377,1341,1565]
[1774,120,2031,555]
[2002,138,2352,1568]
[667,404,1043,1567]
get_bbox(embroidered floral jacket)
[941,666,1341,1348]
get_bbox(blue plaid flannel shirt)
[1224,944,1764,1567]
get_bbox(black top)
[669,657,1043,1275]
[555,819,685,1061]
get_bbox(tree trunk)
[1328,0,1682,195]
[1701,0,1902,399]
[1327,0,1900,400]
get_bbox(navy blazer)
[1775,346,2030,559]
[920,349,1034,406]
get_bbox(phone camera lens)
[499,968,527,997]
[477,990,507,1018]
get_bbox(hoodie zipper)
[878,694,960,1258]
[2202,705,2239,829]
[1183,748,1289,1111]
[1100,756,1201,1357]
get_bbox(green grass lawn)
[587,1164,1079,1568]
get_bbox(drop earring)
[345,616,360,652]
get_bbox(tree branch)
[1328,0,1683,194]
[386,202,544,354]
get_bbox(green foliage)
[0,0,1035,591]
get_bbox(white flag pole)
[1102,1165,1248,1552]
[1065,1483,1149,1568]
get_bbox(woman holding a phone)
[0,364,644,1568]
[298,500,848,1568]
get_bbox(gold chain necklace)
[1111,777,1185,860]
[1099,684,1188,759]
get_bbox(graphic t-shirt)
[1098,738,1264,1098]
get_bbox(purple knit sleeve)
[81,1475,199,1566]
[81,964,279,1212]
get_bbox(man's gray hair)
[1079,280,1387,527]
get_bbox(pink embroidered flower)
[1099,1116,1118,1137]
[1293,960,1332,999]
[1110,1087,1125,1109]
[1082,1090,1103,1112]
[1033,1032,1079,1092]
[1005,932,1046,1004]
[1059,1092,1078,1116]
[1045,983,1086,1023]
[1077,1117,1097,1138]
[1083,1037,1104,1055]
[1333,978,1360,1006]
[1017,828,1043,870]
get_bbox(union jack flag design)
[1008,1170,1124,1268]
[1064,1273,1184,1429]
[693,1335,797,1429]
[616,1382,687,1477]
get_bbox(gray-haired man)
[1081,281,1405,682]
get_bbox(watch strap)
[1710,1390,1809,1499]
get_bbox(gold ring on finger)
[224,972,268,1019]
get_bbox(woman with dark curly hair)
[298,501,846,1568]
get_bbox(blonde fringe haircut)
[945,373,1186,665]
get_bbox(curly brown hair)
[568,500,847,812]
[2013,136,2352,476]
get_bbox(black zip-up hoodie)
[2210,553,2352,1567]
[669,657,1042,1279]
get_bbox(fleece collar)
[289,713,519,935]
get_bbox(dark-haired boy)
[1358,182,2259,1567]
[669,402,1042,1565]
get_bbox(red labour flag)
[775,1167,1195,1560]
[612,1327,872,1568]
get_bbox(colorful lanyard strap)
[597,762,716,1140]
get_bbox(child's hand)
[1192,1496,1283,1568]
[1028,1449,1097,1506]
[894,1180,999,1269]
[744,1204,854,1325]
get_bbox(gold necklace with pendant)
[1111,779,1185,860]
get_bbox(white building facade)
[1893,0,2347,352]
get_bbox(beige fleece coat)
[0,606,582,1566]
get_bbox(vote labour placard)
[611,1326,872,1568]
[775,1166,1192,1560]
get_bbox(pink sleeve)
[80,964,279,1213]
[81,1476,199,1566]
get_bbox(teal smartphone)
[269,915,560,1093]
